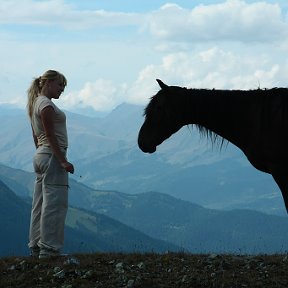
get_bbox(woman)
[27,70,74,259]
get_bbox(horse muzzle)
[138,138,156,153]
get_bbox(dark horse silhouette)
[138,79,288,213]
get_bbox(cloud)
[125,46,288,107]
[1,0,288,113]
[60,79,126,112]
[146,0,288,43]
[58,44,288,112]
[0,0,142,28]
[1,0,287,42]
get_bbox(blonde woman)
[27,70,74,259]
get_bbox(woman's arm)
[31,126,38,149]
[41,106,74,173]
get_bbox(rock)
[53,267,61,273]
[181,275,188,282]
[53,269,65,279]
[208,253,218,260]
[64,256,80,266]
[126,279,135,287]
[115,262,125,273]
[7,265,16,271]
[137,262,145,269]
[81,270,93,279]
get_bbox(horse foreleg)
[271,173,288,213]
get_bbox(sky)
[1,0,288,114]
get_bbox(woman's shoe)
[39,247,60,259]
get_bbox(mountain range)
[1,163,288,256]
[0,178,179,257]
[0,104,285,215]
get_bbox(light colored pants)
[28,146,68,252]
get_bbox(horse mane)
[185,88,229,149]
[193,124,227,149]
[143,93,158,118]
[186,87,288,149]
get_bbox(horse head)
[138,79,185,153]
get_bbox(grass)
[1,252,288,287]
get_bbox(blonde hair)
[27,70,67,119]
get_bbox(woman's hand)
[61,161,74,174]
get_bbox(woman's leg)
[39,153,68,254]
[28,172,43,251]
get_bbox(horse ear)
[156,79,168,90]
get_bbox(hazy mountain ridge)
[0,179,180,257]
[0,178,30,256]
[1,164,288,255]
[66,188,288,254]
[0,104,285,214]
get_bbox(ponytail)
[27,77,41,120]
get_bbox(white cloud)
[146,0,288,43]
[56,43,288,112]
[0,0,142,28]
[125,45,288,107]
[60,79,126,112]
[1,1,288,113]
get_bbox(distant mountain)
[2,164,287,255]
[66,189,288,254]
[0,179,179,257]
[0,164,34,199]
[65,206,180,254]
[0,104,285,215]
[0,178,30,256]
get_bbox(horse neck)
[182,89,256,145]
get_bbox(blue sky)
[1,0,288,114]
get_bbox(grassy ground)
[1,252,288,288]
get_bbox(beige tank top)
[31,95,68,148]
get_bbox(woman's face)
[47,78,66,99]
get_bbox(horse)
[138,79,288,213]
